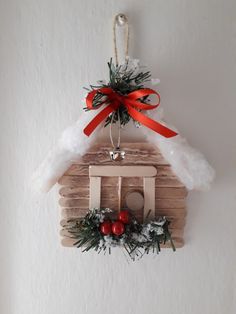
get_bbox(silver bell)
[109,147,125,161]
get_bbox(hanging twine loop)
[83,14,178,152]
[113,13,129,66]
[109,13,129,160]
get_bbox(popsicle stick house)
[59,142,187,248]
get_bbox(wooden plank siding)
[58,142,188,248]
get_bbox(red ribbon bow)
[83,87,177,138]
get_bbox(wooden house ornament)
[59,142,188,248]
[32,15,215,257]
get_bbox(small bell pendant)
[109,147,125,161]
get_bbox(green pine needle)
[64,208,175,261]
[84,58,152,127]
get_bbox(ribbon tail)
[83,103,118,136]
[127,106,178,138]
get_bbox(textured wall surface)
[0,1,236,314]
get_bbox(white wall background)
[0,0,236,313]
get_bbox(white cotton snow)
[142,110,215,190]
[31,110,101,192]
[32,106,215,192]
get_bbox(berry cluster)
[64,208,175,260]
[100,210,130,236]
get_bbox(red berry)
[118,210,130,224]
[100,221,112,235]
[112,221,125,236]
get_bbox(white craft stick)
[118,176,122,211]
[143,177,155,220]
[89,165,157,177]
[89,177,101,208]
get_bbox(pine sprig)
[84,59,152,126]
[64,208,110,253]
[63,208,175,261]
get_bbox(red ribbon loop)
[83,87,177,138]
